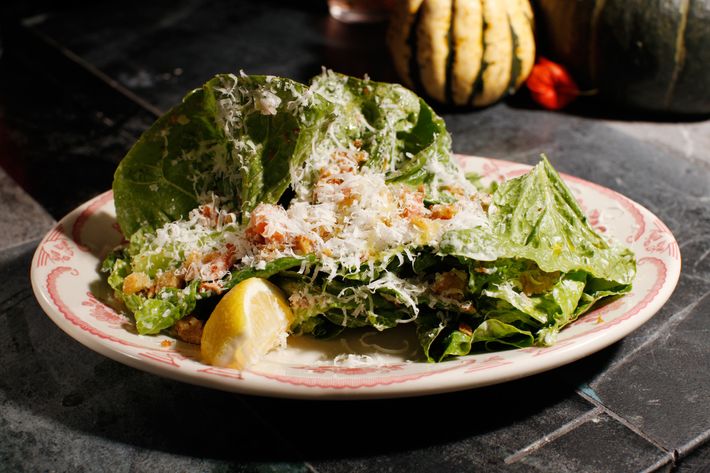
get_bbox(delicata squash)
[387,0,536,107]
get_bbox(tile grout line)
[638,456,678,473]
[22,23,164,118]
[577,389,677,468]
[677,429,710,461]
[504,406,604,464]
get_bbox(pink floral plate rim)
[29,155,681,400]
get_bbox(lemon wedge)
[201,277,294,369]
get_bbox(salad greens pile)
[102,70,635,362]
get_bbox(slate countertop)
[1,1,709,472]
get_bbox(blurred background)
[1,0,709,221]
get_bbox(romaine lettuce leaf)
[133,280,201,334]
[471,319,535,351]
[481,271,587,344]
[113,74,333,236]
[416,309,540,362]
[432,157,636,358]
[281,274,415,335]
[440,157,636,286]
[310,72,463,202]
[221,256,314,292]
[113,71,456,237]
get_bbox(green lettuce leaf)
[481,271,587,344]
[102,250,131,292]
[441,157,636,286]
[113,74,333,236]
[221,256,314,292]
[471,319,535,350]
[309,72,462,201]
[133,280,201,335]
[435,157,636,356]
[113,70,454,237]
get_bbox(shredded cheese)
[133,71,492,324]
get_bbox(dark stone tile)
[25,0,396,114]
[586,288,710,457]
[283,383,672,473]
[0,241,309,471]
[0,29,156,220]
[518,412,672,473]
[0,167,54,249]
[605,121,710,170]
[244,371,598,470]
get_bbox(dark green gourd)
[534,0,710,114]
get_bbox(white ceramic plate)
[30,156,681,399]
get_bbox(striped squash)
[534,0,710,114]
[387,0,536,108]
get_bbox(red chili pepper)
[525,57,580,110]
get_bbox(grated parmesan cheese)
[132,71,493,324]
